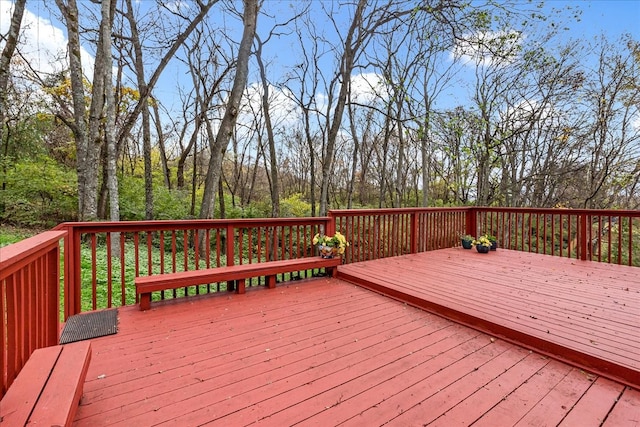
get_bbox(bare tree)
[199,0,259,219]
[123,0,153,219]
[55,0,95,220]
[55,0,218,220]
[579,36,640,208]
[318,0,367,216]
[254,35,280,217]
[0,0,26,164]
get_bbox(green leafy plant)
[473,235,493,248]
[459,233,474,242]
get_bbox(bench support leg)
[237,278,246,294]
[267,275,276,289]
[140,293,151,311]
[227,280,236,292]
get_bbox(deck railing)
[2,207,639,399]
[330,207,639,267]
[470,207,639,266]
[329,208,468,263]
[0,230,65,399]
[53,217,333,319]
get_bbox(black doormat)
[60,309,119,344]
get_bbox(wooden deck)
[338,248,640,389]
[72,250,640,426]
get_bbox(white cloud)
[1,0,95,79]
[349,72,389,104]
[164,0,192,15]
[242,82,301,129]
[632,112,640,132]
[451,30,524,68]
[501,98,559,129]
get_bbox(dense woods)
[1,0,639,228]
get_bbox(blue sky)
[569,0,640,38]
[1,0,639,117]
[3,0,639,71]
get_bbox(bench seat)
[135,256,341,310]
[0,341,92,427]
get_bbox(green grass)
[0,225,43,247]
[73,238,326,312]
[2,227,328,315]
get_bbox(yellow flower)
[313,232,349,254]
[472,234,494,247]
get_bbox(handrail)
[328,206,639,267]
[469,207,639,265]
[2,207,638,399]
[0,230,65,399]
[53,217,333,318]
[329,207,468,262]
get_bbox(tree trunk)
[346,100,360,209]
[100,0,120,255]
[178,117,201,189]
[0,0,26,182]
[152,102,171,189]
[394,113,405,208]
[304,113,317,216]
[255,35,280,218]
[56,0,94,220]
[124,0,153,219]
[420,112,431,207]
[199,0,259,219]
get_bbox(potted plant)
[472,235,492,253]
[486,234,497,250]
[459,233,474,249]
[312,232,349,258]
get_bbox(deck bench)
[135,256,342,311]
[0,341,92,427]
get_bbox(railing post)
[579,213,588,261]
[466,207,477,237]
[47,248,61,344]
[62,224,82,319]
[226,224,235,266]
[61,224,72,321]
[410,211,418,254]
[326,212,336,236]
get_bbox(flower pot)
[318,244,335,258]
[461,239,473,249]
[476,245,490,253]
[490,241,497,251]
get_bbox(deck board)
[337,248,640,388]
[73,251,640,426]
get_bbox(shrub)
[0,157,77,227]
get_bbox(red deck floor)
[338,248,640,389]
[73,251,640,426]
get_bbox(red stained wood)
[0,342,91,427]
[72,269,639,426]
[337,248,640,389]
[136,256,341,310]
[28,341,92,427]
[602,387,640,426]
[0,345,62,426]
[0,231,64,399]
[558,377,626,426]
